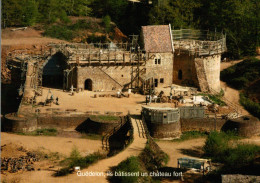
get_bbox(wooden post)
[115,52,117,64]
[108,51,110,65]
[123,53,125,65]
[99,48,101,64]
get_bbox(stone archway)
[84,79,93,91]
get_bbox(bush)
[139,144,168,172]
[240,93,260,118]
[55,147,105,176]
[102,15,111,32]
[44,25,76,41]
[203,131,230,159]
[70,19,91,30]
[223,144,260,168]
[220,57,260,90]
[230,77,248,90]
[208,94,226,106]
[86,34,107,43]
[110,156,141,183]
[203,131,260,169]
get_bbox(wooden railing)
[102,116,128,151]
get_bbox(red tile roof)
[142,25,173,53]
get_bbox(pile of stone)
[222,174,260,183]
[1,152,39,173]
[226,112,239,119]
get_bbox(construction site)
[2,25,260,183]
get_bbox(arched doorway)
[178,70,183,80]
[42,52,67,89]
[84,79,93,91]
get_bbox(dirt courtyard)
[36,87,174,115]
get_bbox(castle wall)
[200,54,221,92]
[173,52,199,87]
[77,65,137,91]
[3,113,120,135]
[149,122,181,138]
[173,52,221,92]
[145,52,173,88]
[181,118,227,132]
[76,52,173,91]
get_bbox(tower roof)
[141,25,173,53]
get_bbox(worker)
[56,97,59,105]
[50,94,53,101]
[71,85,74,95]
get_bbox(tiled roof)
[142,25,173,53]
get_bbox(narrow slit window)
[154,79,158,87]
[160,78,164,83]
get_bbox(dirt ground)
[157,138,206,168]
[36,87,174,115]
[1,27,67,46]
[1,132,102,157]
[1,132,103,183]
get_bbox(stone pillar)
[23,62,35,98]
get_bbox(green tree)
[148,0,201,28]
[2,0,38,27]
[102,15,111,32]
[197,0,259,58]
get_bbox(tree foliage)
[1,0,259,58]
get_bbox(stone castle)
[7,25,226,100]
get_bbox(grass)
[16,128,58,136]
[139,143,169,172]
[90,115,120,122]
[240,92,260,118]
[55,147,105,176]
[207,94,226,106]
[80,133,103,140]
[221,57,260,90]
[221,57,260,117]
[109,139,169,183]
[203,131,259,168]
[172,131,208,142]
[198,90,226,106]
[110,156,142,183]
[43,19,111,42]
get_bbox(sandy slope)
[1,132,102,157]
